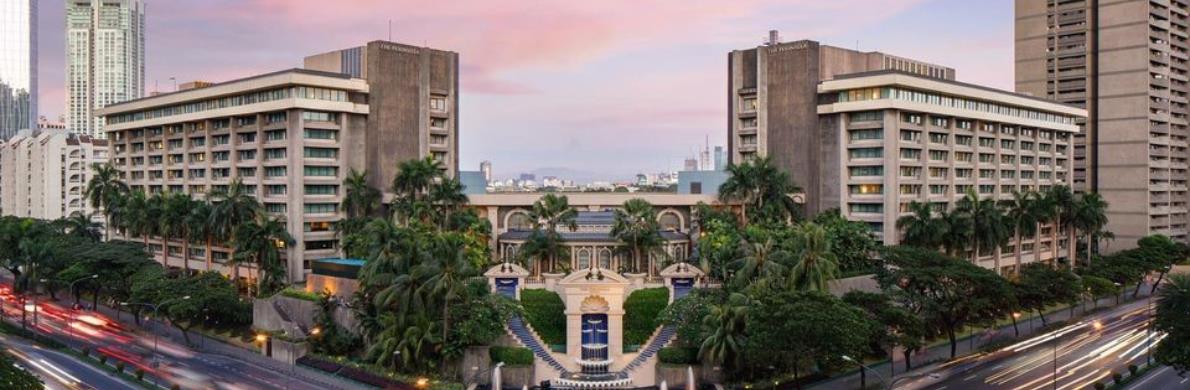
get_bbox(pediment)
[557,268,631,286]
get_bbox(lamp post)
[121,295,190,362]
[842,355,887,390]
[32,278,47,328]
[67,274,99,340]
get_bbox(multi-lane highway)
[0,285,365,390]
[900,298,1166,390]
[1,332,137,390]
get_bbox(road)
[0,284,365,390]
[1125,365,1190,389]
[899,298,1165,390]
[0,332,138,390]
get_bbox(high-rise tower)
[66,0,146,139]
[0,0,36,141]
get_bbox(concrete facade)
[66,0,145,139]
[1015,0,1190,247]
[0,130,107,222]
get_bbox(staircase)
[620,325,677,373]
[507,316,570,375]
[271,298,308,337]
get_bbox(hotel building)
[96,41,460,283]
[0,130,107,221]
[728,37,1087,273]
[1015,0,1190,247]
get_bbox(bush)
[81,347,90,357]
[115,362,125,373]
[1129,364,1138,376]
[135,368,145,380]
[171,385,181,390]
[623,288,669,347]
[99,355,108,365]
[1093,382,1105,390]
[521,289,566,346]
[1112,372,1123,383]
[280,288,320,302]
[657,347,699,365]
[490,346,534,366]
[297,355,344,373]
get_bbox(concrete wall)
[269,339,309,364]
[656,364,701,389]
[253,295,358,336]
[501,365,535,389]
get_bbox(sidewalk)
[810,285,1155,390]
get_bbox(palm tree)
[186,202,215,271]
[719,162,759,226]
[719,157,801,225]
[341,169,381,220]
[233,216,295,297]
[1031,190,1058,266]
[160,193,195,271]
[392,157,443,203]
[428,177,468,229]
[122,190,155,252]
[1073,192,1109,265]
[937,208,972,258]
[1045,185,1077,267]
[787,222,839,292]
[896,201,944,248]
[609,199,663,274]
[957,190,1010,269]
[61,212,101,242]
[700,292,749,371]
[84,162,129,241]
[1003,190,1042,275]
[524,194,578,274]
[415,235,478,374]
[208,178,263,285]
[730,238,789,287]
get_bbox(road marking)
[1127,366,1170,389]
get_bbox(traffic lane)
[1126,366,1190,389]
[179,351,331,390]
[917,305,1158,390]
[1,334,138,390]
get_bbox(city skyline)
[33,0,1012,178]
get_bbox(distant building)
[37,116,66,131]
[519,173,535,182]
[66,0,146,139]
[177,80,214,91]
[678,170,728,195]
[714,146,725,171]
[0,0,36,141]
[683,158,698,171]
[0,131,108,222]
[480,160,492,182]
[459,171,487,195]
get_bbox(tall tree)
[60,212,101,243]
[719,157,801,225]
[699,292,749,373]
[416,234,479,374]
[896,201,944,249]
[207,178,263,285]
[1072,192,1109,266]
[521,194,577,274]
[746,290,871,390]
[186,202,215,271]
[610,198,663,274]
[843,291,926,372]
[1045,185,1077,267]
[232,215,295,297]
[428,177,468,229]
[1003,190,1042,275]
[84,162,129,241]
[957,189,1010,270]
[730,238,789,288]
[341,169,381,220]
[787,222,839,293]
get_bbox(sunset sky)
[37,0,1013,180]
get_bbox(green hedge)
[657,346,699,365]
[279,288,320,302]
[490,346,534,366]
[623,287,669,347]
[520,289,566,346]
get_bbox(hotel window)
[149,156,164,165]
[849,148,883,159]
[849,203,883,214]
[305,221,332,232]
[1001,126,1017,136]
[849,129,883,141]
[212,119,230,129]
[265,130,286,141]
[302,111,338,122]
[265,203,286,213]
[1056,145,1068,155]
[266,112,287,123]
[304,129,338,140]
[900,166,922,178]
[150,127,164,136]
[957,120,973,130]
[1001,155,1016,164]
[1038,143,1051,152]
[238,167,256,177]
[238,150,257,160]
[849,166,883,177]
[265,166,287,178]
[305,185,338,195]
[1021,171,1035,179]
[929,185,947,195]
[304,203,337,214]
[305,240,336,250]
[740,117,758,128]
[955,135,972,146]
[979,137,995,148]
[1021,141,1034,151]
[849,111,883,122]
[1039,157,1052,166]
[902,113,923,125]
[430,96,448,111]
[900,148,922,161]
[929,167,948,178]
[168,139,183,150]
[238,132,257,143]
[956,168,973,178]
[236,116,257,126]
[150,141,164,150]
[168,154,184,164]
[264,148,286,160]
[1039,171,1053,180]
[931,117,949,128]
[212,151,229,162]
[980,169,995,179]
[1001,170,1016,179]
[431,117,448,129]
[900,130,921,143]
[899,184,922,195]
[431,134,449,145]
[1001,185,1015,193]
[979,185,994,194]
[929,133,948,145]
[840,87,884,102]
[742,97,758,112]
[304,166,338,177]
[981,123,996,132]
[304,147,338,159]
[849,184,883,195]
[188,169,206,179]
[978,154,994,164]
[1021,156,1035,165]
[212,135,230,146]
[189,153,206,163]
[1001,140,1015,149]
[955,152,973,163]
[212,168,230,178]
[929,150,948,162]
[190,137,205,147]
[266,185,287,195]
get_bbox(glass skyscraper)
[67,0,145,139]
[0,0,35,141]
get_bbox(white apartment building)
[66,0,146,138]
[0,130,108,222]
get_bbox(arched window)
[658,212,682,231]
[507,212,532,231]
[577,248,592,270]
[598,249,612,270]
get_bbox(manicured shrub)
[296,355,343,373]
[1129,364,1139,376]
[520,289,566,346]
[1093,382,1105,390]
[623,288,669,347]
[657,347,699,365]
[99,355,108,365]
[115,362,125,373]
[135,368,145,380]
[490,346,534,366]
[1112,372,1123,383]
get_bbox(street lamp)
[120,295,190,361]
[67,274,99,340]
[842,355,887,390]
[32,278,47,327]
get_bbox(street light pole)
[32,278,47,328]
[67,275,98,340]
[843,355,887,390]
[121,295,190,362]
